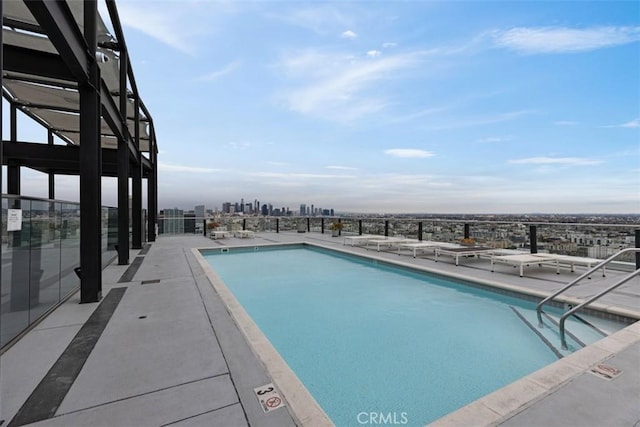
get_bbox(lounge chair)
[434,246,497,266]
[397,241,461,258]
[343,235,379,246]
[490,253,561,277]
[366,237,417,252]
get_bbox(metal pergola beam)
[3,0,158,302]
[23,0,90,82]
[2,141,153,177]
[2,44,75,81]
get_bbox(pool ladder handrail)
[558,268,640,349]
[535,248,640,347]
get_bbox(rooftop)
[1,231,639,427]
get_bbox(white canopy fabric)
[2,1,151,152]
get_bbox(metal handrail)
[536,247,640,327]
[559,268,640,349]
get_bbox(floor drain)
[141,279,161,285]
[138,315,147,319]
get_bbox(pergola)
[1,1,158,302]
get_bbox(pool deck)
[1,232,639,427]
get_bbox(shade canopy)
[2,0,153,153]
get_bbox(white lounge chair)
[397,241,461,258]
[490,253,561,277]
[542,254,606,278]
[434,246,497,266]
[209,230,228,240]
[343,235,379,246]
[366,237,417,252]
[234,230,254,238]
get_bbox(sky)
[6,0,640,214]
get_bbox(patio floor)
[1,232,638,427]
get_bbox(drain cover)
[141,279,161,285]
[590,364,622,380]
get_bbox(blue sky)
[8,1,640,214]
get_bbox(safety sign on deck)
[254,383,285,413]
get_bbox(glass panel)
[59,203,80,298]
[28,200,60,322]
[1,198,31,347]
[103,207,118,267]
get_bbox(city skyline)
[4,1,640,214]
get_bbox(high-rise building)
[300,204,306,216]
[195,205,205,219]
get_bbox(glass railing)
[1,195,118,349]
[190,216,638,264]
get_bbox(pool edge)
[194,242,640,427]
[427,321,640,427]
[192,247,335,427]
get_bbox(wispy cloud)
[366,50,382,58]
[428,110,537,130]
[508,157,602,166]
[276,49,423,121]
[382,42,397,48]
[115,3,215,55]
[602,118,640,128]
[491,26,640,54]
[554,120,579,126]
[326,165,358,170]
[249,172,356,179]
[342,30,357,39]
[384,149,435,158]
[228,141,251,150]
[159,162,222,173]
[198,61,241,81]
[274,6,351,35]
[476,136,511,143]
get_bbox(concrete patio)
[1,232,638,427]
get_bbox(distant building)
[300,204,306,216]
[163,208,184,234]
[195,205,205,219]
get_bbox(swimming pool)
[201,245,622,426]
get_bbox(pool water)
[203,246,610,426]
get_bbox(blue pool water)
[203,246,597,426]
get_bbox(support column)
[79,0,102,303]
[117,51,129,265]
[635,229,640,270]
[131,96,142,248]
[418,222,423,241]
[464,223,470,239]
[8,104,20,196]
[0,0,3,301]
[384,220,389,237]
[358,219,362,235]
[529,225,538,254]
[147,136,157,242]
[48,131,55,199]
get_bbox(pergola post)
[8,103,20,197]
[48,130,55,199]
[147,135,157,242]
[79,0,102,302]
[117,48,129,265]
